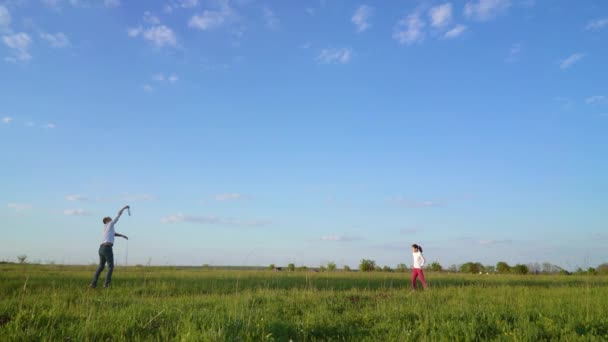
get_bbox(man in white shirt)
[90,205,130,288]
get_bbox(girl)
[411,244,427,290]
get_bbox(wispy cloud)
[161,214,270,227]
[2,32,32,62]
[143,11,161,25]
[2,116,12,124]
[45,123,56,129]
[165,0,199,12]
[559,52,585,69]
[122,193,157,202]
[505,43,522,62]
[429,3,452,27]
[585,18,608,31]
[8,203,31,214]
[400,227,419,234]
[128,25,177,48]
[478,239,512,245]
[464,0,511,21]
[316,48,352,64]
[64,208,92,216]
[143,84,154,92]
[393,13,424,45]
[65,194,88,202]
[188,2,234,31]
[585,95,606,105]
[263,7,279,30]
[215,193,249,201]
[320,235,363,242]
[152,72,178,84]
[444,24,466,39]
[104,0,121,8]
[389,196,443,208]
[40,32,69,48]
[351,5,373,33]
[0,5,10,31]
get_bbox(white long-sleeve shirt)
[412,251,425,269]
[102,214,121,244]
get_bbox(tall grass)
[1,264,607,341]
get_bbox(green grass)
[1,265,607,341]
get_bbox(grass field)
[1,264,607,341]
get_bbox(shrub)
[327,262,336,271]
[343,265,351,272]
[382,266,393,272]
[428,261,442,272]
[287,263,295,272]
[511,264,529,275]
[268,264,275,270]
[460,262,483,274]
[496,261,511,274]
[17,255,27,264]
[597,263,608,275]
[359,259,376,272]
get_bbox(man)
[90,205,130,288]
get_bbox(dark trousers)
[91,245,114,287]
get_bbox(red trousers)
[411,268,427,289]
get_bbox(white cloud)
[351,5,373,33]
[316,48,352,64]
[143,84,154,92]
[8,203,31,214]
[559,53,585,69]
[168,74,178,83]
[389,197,443,208]
[153,73,165,81]
[128,25,177,48]
[585,18,608,31]
[161,214,270,227]
[464,0,511,21]
[64,208,91,216]
[320,235,362,242]
[65,194,88,201]
[444,24,466,39]
[143,11,160,25]
[586,95,606,105]
[215,193,248,201]
[0,5,11,31]
[40,32,69,48]
[429,3,452,27]
[263,7,279,30]
[306,7,315,16]
[2,116,12,124]
[393,13,424,45]
[46,123,56,129]
[2,32,32,62]
[104,0,120,8]
[188,3,234,31]
[122,193,157,201]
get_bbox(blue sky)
[1,0,607,269]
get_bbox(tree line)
[267,260,608,275]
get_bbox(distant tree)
[511,264,529,275]
[287,263,295,272]
[201,264,211,270]
[359,259,376,272]
[575,267,585,275]
[496,261,511,274]
[587,267,597,275]
[460,262,483,274]
[343,265,351,272]
[448,264,458,272]
[485,265,496,273]
[296,266,308,272]
[396,263,408,273]
[327,262,337,271]
[319,265,327,272]
[597,263,608,275]
[374,265,383,272]
[428,261,442,272]
[382,265,393,272]
[268,264,275,270]
[17,255,27,264]
[559,269,571,276]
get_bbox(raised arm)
[112,205,130,224]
